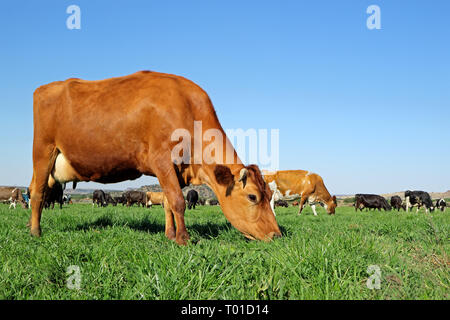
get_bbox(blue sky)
[0,1,449,194]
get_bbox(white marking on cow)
[268,181,279,216]
[311,204,318,216]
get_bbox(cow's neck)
[180,162,244,196]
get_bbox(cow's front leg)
[163,196,176,241]
[154,165,189,245]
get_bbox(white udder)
[49,153,79,186]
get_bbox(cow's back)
[0,187,17,201]
[33,71,221,183]
[271,170,309,193]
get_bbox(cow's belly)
[51,153,143,184]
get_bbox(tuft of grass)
[0,203,448,299]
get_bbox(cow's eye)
[248,194,257,202]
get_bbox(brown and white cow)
[146,191,166,208]
[263,170,337,216]
[28,71,280,244]
[0,187,28,209]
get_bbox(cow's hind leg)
[297,197,307,216]
[29,146,58,237]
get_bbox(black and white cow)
[405,190,434,213]
[435,199,446,212]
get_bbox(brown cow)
[28,71,280,244]
[263,170,337,216]
[146,191,166,208]
[0,187,28,209]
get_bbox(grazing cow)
[105,193,117,206]
[145,191,165,208]
[186,190,199,210]
[114,195,126,206]
[125,190,147,207]
[44,182,64,209]
[274,200,289,208]
[405,190,434,213]
[354,194,391,212]
[28,71,280,244]
[198,198,205,206]
[263,170,337,216]
[205,199,219,206]
[390,196,405,211]
[435,199,446,212]
[291,201,299,207]
[62,194,72,204]
[0,187,28,209]
[92,190,107,207]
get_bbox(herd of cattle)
[91,189,217,209]
[354,191,447,213]
[1,182,446,214]
[0,185,219,211]
[0,184,72,210]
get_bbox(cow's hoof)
[30,227,41,237]
[175,232,190,246]
[165,229,176,241]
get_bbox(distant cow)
[105,193,117,206]
[44,182,64,209]
[125,190,147,207]
[0,187,28,209]
[405,190,434,213]
[93,190,107,207]
[62,194,72,204]
[263,170,337,216]
[435,199,446,212]
[186,190,199,210]
[390,196,405,211]
[145,191,165,208]
[355,194,391,212]
[291,201,299,207]
[198,198,205,206]
[274,200,289,208]
[114,195,126,206]
[205,199,219,206]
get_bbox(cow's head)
[213,164,281,241]
[324,195,337,215]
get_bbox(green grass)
[0,203,448,300]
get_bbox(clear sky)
[0,1,448,194]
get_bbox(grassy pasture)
[0,203,448,300]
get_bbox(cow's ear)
[214,165,235,197]
[332,195,337,204]
[214,165,234,186]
